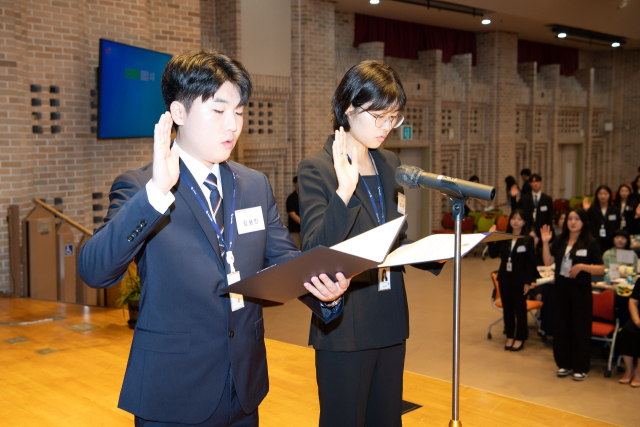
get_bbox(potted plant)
[114,262,142,329]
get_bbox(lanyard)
[179,164,237,271]
[348,151,385,225]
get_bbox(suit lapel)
[175,160,224,265]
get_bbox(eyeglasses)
[364,110,405,129]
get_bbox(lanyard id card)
[348,152,385,225]
[378,268,391,291]
[599,225,606,237]
[506,257,513,272]
[560,253,572,277]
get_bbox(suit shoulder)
[299,148,332,174]
[226,161,269,184]
[111,162,153,191]
[379,148,401,167]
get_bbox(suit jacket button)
[127,236,134,242]
[131,231,138,237]
[136,225,143,232]
[228,330,234,338]
[140,220,147,227]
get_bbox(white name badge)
[236,206,265,234]
[517,246,526,253]
[600,227,606,237]
[378,268,391,291]
[398,193,406,215]
[576,249,588,257]
[608,214,617,221]
[540,205,547,212]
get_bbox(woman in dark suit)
[297,60,441,427]
[487,209,537,352]
[541,208,604,381]
[585,185,620,253]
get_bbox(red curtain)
[353,13,476,65]
[517,40,579,77]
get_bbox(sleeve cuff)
[146,179,175,214]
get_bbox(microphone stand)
[439,178,467,427]
[448,195,465,427]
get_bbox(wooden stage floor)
[0,298,616,427]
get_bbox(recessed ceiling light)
[612,42,621,47]
[557,33,567,38]
[481,19,491,25]
[370,0,380,4]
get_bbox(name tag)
[626,206,632,211]
[576,249,587,257]
[517,246,526,253]
[378,268,391,291]
[236,206,265,234]
[600,227,606,237]
[540,205,548,212]
[506,261,513,272]
[608,214,616,221]
[398,193,406,215]
[227,272,244,312]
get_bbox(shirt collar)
[175,141,222,198]
[532,190,542,198]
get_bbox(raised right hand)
[152,112,180,194]
[333,127,359,205]
[488,224,497,233]
[540,224,553,244]
[582,197,591,210]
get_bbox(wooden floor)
[0,298,616,427]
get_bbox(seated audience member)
[520,173,553,239]
[464,175,490,216]
[496,176,521,213]
[602,229,638,274]
[520,169,532,196]
[617,277,640,386]
[554,210,567,237]
[487,209,537,352]
[541,208,605,381]
[584,185,621,253]
[630,168,640,197]
[614,184,637,231]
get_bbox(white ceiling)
[334,0,640,50]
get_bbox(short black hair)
[520,169,531,177]
[469,175,479,182]
[331,60,406,132]
[594,185,613,206]
[613,229,630,248]
[293,176,297,184]
[161,50,252,114]
[530,173,542,182]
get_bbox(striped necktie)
[203,173,225,257]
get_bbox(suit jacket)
[297,136,442,352]
[586,204,621,253]
[488,236,536,286]
[520,192,553,235]
[78,160,335,424]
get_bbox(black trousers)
[315,341,406,427]
[134,369,258,427]
[499,280,528,341]
[552,281,593,374]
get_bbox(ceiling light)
[557,33,567,38]
[612,42,621,47]
[481,19,491,25]
[370,0,380,4]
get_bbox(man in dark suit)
[520,168,532,196]
[78,51,350,426]
[520,173,553,239]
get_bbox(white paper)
[609,263,621,280]
[378,233,487,268]
[617,249,635,265]
[330,216,406,263]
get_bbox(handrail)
[33,198,94,236]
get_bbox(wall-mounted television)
[98,39,172,139]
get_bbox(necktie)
[203,173,225,257]
[534,194,539,208]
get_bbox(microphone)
[395,165,496,202]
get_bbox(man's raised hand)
[152,112,180,194]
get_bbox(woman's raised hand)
[540,224,553,244]
[488,224,497,233]
[333,127,359,205]
[152,112,180,194]
[582,197,591,210]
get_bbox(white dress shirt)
[146,142,222,214]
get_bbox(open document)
[221,216,407,303]
[222,216,518,302]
